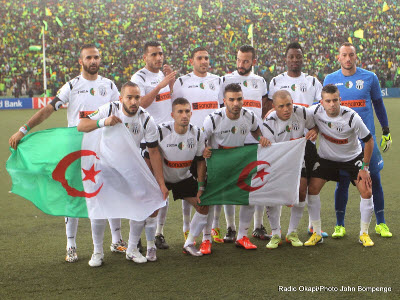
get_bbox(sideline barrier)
[381,88,400,98]
[0,97,67,110]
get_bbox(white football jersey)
[219,71,267,143]
[157,121,205,183]
[87,101,158,147]
[269,72,322,107]
[309,104,370,162]
[262,105,315,142]
[56,75,119,127]
[131,68,172,124]
[203,107,258,149]
[172,72,221,128]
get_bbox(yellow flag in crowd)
[354,29,364,39]
[383,2,390,12]
[248,24,253,40]
[197,4,203,18]
[45,8,52,16]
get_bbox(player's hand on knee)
[203,146,212,158]
[9,131,25,149]
[380,133,392,153]
[357,169,372,189]
[105,115,122,126]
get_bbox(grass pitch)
[0,99,399,299]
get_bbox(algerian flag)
[200,138,306,206]
[7,125,166,220]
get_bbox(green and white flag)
[200,138,306,206]
[7,124,165,220]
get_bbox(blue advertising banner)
[381,88,400,98]
[0,98,33,110]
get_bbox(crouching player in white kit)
[203,83,270,250]
[261,90,318,249]
[306,84,375,247]
[157,98,209,256]
[78,82,168,266]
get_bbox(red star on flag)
[82,164,101,183]
[253,169,269,181]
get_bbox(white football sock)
[288,202,306,234]
[65,217,79,249]
[212,205,222,228]
[307,194,321,235]
[156,199,169,235]
[108,218,122,244]
[224,205,236,230]
[145,216,157,248]
[184,212,208,247]
[253,205,264,229]
[360,196,374,235]
[182,200,192,233]
[90,219,106,254]
[266,206,281,237]
[128,220,145,253]
[237,205,255,239]
[203,207,214,242]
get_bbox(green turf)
[1,100,399,299]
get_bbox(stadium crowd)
[1,0,400,97]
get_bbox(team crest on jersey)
[239,124,247,135]
[187,138,195,148]
[243,81,248,87]
[300,83,307,92]
[345,81,353,89]
[199,83,205,89]
[291,84,296,91]
[131,123,140,134]
[178,142,186,150]
[90,88,95,96]
[292,122,299,131]
[209,82,216,91]
[252,80,258,89]
[99,85,107,96]
[356,80,364,90]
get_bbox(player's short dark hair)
[239,45,256,59]
[285,42,303,56]
[224,83,242,96]
[121,81,139,95]
[322,84,339,95]
[172,97,190,109]
[272,90,292,103]
[339,42,356,52]
[144,41,162,53]
[191,47,208,58]
[80,44,98,57]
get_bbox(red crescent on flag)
[237,161,270,192]
[52,150,103,198]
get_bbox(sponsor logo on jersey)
[356,80,364,90]
[178,142,185,150]
[167,144,177,147]
[188,85,199,88]
[300,83,307,92]
[156,91,171,102]
[341,99,366,108]
[151,81,159,85]
[243,100,261,108]
[99,85,107,96]
[78,90,89,94]
[231,126,237,134]
[239,124,247,135]
[335,83,344,86]
[164,159,193,168]
[187,138,195,148]
[192,101,218,110]
[345,81,353,89]
[321,133,348,144]
[280,86,290,89]
[243,81,248,87]
[79,111,95,119]
[90,88,95,96]
[199,83,205,89]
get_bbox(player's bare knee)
[360,189,372,199]
[150,209,159,217]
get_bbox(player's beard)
[123,103,138,116]
[83,63,99,75]
[237,65,252,76]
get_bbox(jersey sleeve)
[268,78,277,100]
[202,115,214,143]
[305,106,316,129]
[56,81,72,104]
[171,79,183,101]
[144,116,159,144]
[110,81,120,101]
[370,73,382,101]
[86,103,110,120]
[353,113,371,140]
[250,111,259,132]
[218,77,225,105]
[261,78,268,97]
[261,119,276,143]
[314,78,323,102]
[196,130,206,157]
[130,73,146,96]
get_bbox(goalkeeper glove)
[380,128,392,153]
